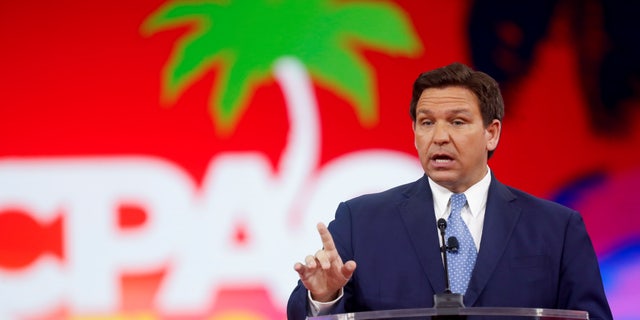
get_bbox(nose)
[433,122,450,145]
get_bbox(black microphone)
[434,218,465,309]
[438,218,447,232]
[447,236,459,253]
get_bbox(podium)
[308,307,589,319]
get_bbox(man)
[287,62,612,319]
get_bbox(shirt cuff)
[308,288,344,316]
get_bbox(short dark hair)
[410,62,504,125]
[409,62,504,158]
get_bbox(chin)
[427,172,457,186]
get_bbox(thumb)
[341,260,357,280]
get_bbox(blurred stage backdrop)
[1,1,639,319]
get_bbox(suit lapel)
[465,177,521,306]
[398,176,447,295]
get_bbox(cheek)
[414,135,431,152]
[471,137,491,159]
[458,136,486,159]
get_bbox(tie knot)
[450,193,467,212]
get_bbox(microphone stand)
[433,219,466,319]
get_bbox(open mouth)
[432,154,454,163]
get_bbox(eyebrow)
[416,108,473,116]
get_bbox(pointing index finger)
[317,222,336,252]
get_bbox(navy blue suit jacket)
[287,175,612,319]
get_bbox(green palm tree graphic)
[142,0,422,134]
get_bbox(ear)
[485,119,501,152]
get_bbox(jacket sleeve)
[558,211,612,320]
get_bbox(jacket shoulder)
[344,176,425,207]
[502,184,578,219]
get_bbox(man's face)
[413,86,501,193]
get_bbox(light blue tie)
[446,193,477,294]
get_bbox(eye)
[421,119,433,126]
[452,119,465,126]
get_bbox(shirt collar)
[428,167,492,219]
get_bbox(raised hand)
[294,222,357,302]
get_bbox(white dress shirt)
[428,168,491,250]
[309,169,492,315]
